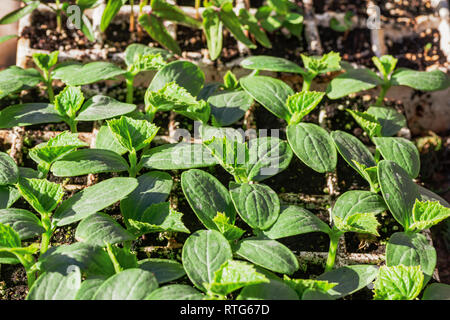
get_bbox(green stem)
[325,230,342,272]
[16,254,36,288]
[68,120,78,133]
[302,73,315,92]
[126,74,135,104]
[106,243,123,274]
[375,84,390,107]
[128,149,138,177]
[43,70,55,103]
[55,0,62,33]
[40,231,52,255]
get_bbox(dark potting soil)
[312,0,369,17]
[373,0,435,19]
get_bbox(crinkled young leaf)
[372,55,398,79]
[283,276,337,299]
[378,160,420,229]
[145,81,200,112]
[317,264,379,299]
[107,116,159,152]
[247,136,293,181]
[0,186,20,209]
[51,148,129,177]
[0,208,44,240]
[206,260,269,296]
[301,52,341,75]
[124,44,171,68]
[263,205,331,239]
[128,202,189,235]
[230,182,280,231]
[334,212,380,236]
[366,106,407,137]
[27,267,82,300]
[347,109,382,138]
[240,75,293,121]
[240,56,306,74]
[286,91,325,123]
[374,137,420,178]
[0,223,21,249]
[75,212,135,246]
[76,95,136,121]
[391,68,449,91]
[327,68,383,99]
[410,200,450,231]
[54,86,84,119]
[95,124,128,155]
[220,2,256,49]
[202,7,223,60]
[0,103,61,129]
[139,258,186,284]
[212,212,245,241]
[182,230,233,291]
[352,161,379,191]
[208,90,253,127]
[32,51,59,72]
[422,283,450,300]
[0,152,19,185]
[93,268,158,300]
[53,177,138,226]
[52,61,126,86]
[386,232,436,286]
[288,123,337,173]
[181,169,235,230]
[235,237,299,275]
[17,178,64,216]
[141,143,219,170]
[146,284,203,300]
[373,265,424,300]
[75,277,106,300]
[148,60,205,96]
[223,71,239,90]
[127,53,166,76]
[120,171,173,225]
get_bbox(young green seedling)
[32,51,59,102]
[326,55,450,105]
[373,265,424,300]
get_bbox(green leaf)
[286,91,325,123]
[100,0,127,32]
[95,124,128,155]
[301,52,341,75]
[240,56,305,74]
[374,137,420,178]
[386,232,436,286]
[0,152,19,185]
[208,90,253,127]
[237,278,299,300]
[120,171,172,225]
[51,148,129,177]
[326,68,383,99]
[181,169,235,230]
[391,68,449,91]
[0,103,61,129]
[238,9,271,48]
[141,143,218,170]
[108,245,138,270]
[0,66,42,89]
[148,60,205,96]
[27,268,82,300]
[247,137,293,182]
[17,178,64,216]
[138,13,181,55]
[32,51,59,73]
[139,258,186,284]
[240,75,293,121]
[107,116,159,152]
[317,265,379,299]
[127,52,166,76]
[76,96,136,121]
[367,106,406,137]
[52,62,126,86]
[422,283,450,300]
[332,190,387,222]
[75,277,106,300]
[378,160,420,229]
[182,230,233,291]
[0,209,44,240]
[146,284,203,300]
[0,186,20,209]
[331,130,376,176]
[223,71,239,90]
[212,212,245,241]
[263,205,331,239]
[206,260,269,296]
[29,131,88,168]
[334,212,380,236]
[230,182,280,230]
[220,2,256,49]
[235,237,299,274]
[287,123,337,173]
[202,7,223,60]
[75,212,135,246]
[53,177,138,226]
[418,185,450,208]
[0,223,21,249]
[151,0,201,28]
[0,79,23,100]
[347,109,382,138]
[410,200,450,231]
[0,1,40,24]
[54,86,84,119]
[372,55,398,79]
[283,276,337,299]
[128,202,189,235]
[373,265,424,300]
[93,268,158,300]
[124,44,171,69]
